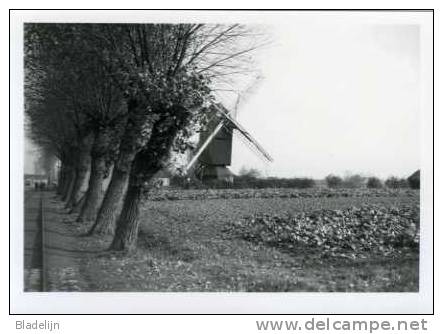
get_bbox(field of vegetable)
[130,188,419,292]
[80,188,419,292]
[145,187,418,201]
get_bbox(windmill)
[183,101,273,183]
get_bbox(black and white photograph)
[10,9,433,314]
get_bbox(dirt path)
[24,190,98,291]
[24,190,43,291]
[25,190,150,292]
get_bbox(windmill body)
[185,103,273,184]
[196,116,235,183]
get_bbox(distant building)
[152,170,172,187]
[407,170,420,189]
[24,174,48,188]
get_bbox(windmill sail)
[212,104,273,162]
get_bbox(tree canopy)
[25,22,265,251]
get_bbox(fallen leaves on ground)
[225,204,419,259]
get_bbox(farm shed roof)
[408,170,420,181]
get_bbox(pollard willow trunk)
[108,181,143,252]
[77,130,113,222]
[56,166,66,195]
[62,169,76,202]
[66,151,91,209]
[108,160,161,251]
[88,99,157,235]
[66,134,94,209]
[88,150,135,235]
[77,155,107,222]
[109,111,188,252]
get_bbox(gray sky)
[230,23,420,179]
[24,137,39,174]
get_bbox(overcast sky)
[230,23,420,179]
